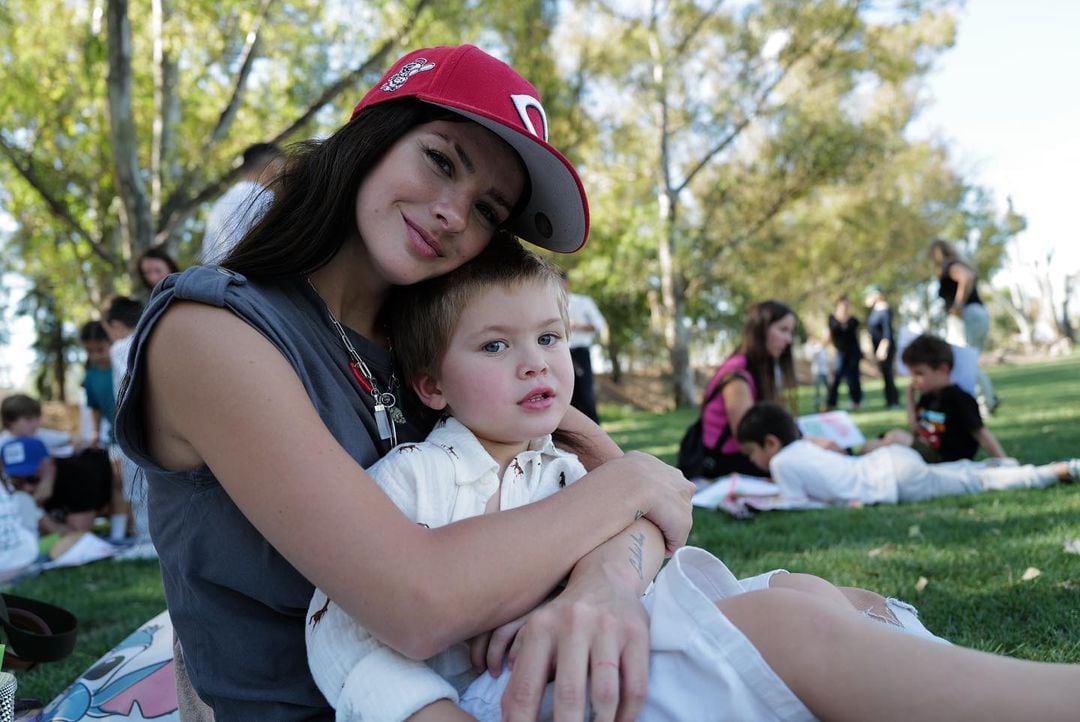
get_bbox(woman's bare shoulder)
[143,301,302,469]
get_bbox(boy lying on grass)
[737,400,1077,505]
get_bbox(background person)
[864,284,899,409]
[560,268,607,423]
[115,44,692,720]
[825,294,863,411]
[694,300,799,478]
[135,245,180,298]
[200,143,285,265]
[865,334,1007,462]
[930,238,1000,414]
[737,401,1077,506]
[1,394,112,534]
[78,320,114,448]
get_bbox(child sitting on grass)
[736,400,1077,506]
[1,394,112,534]
[305,239,956,722]
[867,333,1005,461]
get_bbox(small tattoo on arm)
[629,531,646,580]
[634,509,644,520]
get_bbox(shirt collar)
[425,416,572,487]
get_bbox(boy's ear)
[764,434,783,454]
[412,373,448,412]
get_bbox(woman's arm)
[721,377,755,441]
[948,262,977,312]
[146,304,691,659]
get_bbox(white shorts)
[460,547,814,721]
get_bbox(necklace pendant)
[389,405,407,425]
[374,403,394,443]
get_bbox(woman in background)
[930,238,999,413]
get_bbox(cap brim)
[425,102,588,253]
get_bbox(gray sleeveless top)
[115,266,426,720]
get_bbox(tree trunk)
[107,0,155,254]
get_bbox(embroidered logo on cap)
[511,94,549,141]
[381,59,436,92]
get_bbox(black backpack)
[676,373,746,479]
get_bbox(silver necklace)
[306,278,404,446]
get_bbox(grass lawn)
[7,353,1080,701]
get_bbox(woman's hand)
[604,451,694,555]
[501,572,651,722]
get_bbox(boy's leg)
[893,451,983,503]
[974,462,1062,491]
[719,588,1080,722]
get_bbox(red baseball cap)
[352,45,589,253]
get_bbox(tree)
[559,0,1024,407]
[1,0,573,394]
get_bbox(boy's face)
[415,280,574,453]
[83,339,112,368]
[7,414,40,437]
[908,362,951,394]
[741,436,781,472]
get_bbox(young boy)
[736,401,1077,505]
[1,394,112,533]
[305,240,946,722]
[889,333,1006,461]
[79,320,115,448]
[102,296,149,545]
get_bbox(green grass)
[602,352,1080,661]
[6,354,1080,701]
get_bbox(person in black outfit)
[863,285,899,409]
[825,294,862,410]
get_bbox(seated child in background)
[736,401,1077,506]
[79,320,115,449]
[305,239,946,722]
[866,333,1006,461]
[1,394,112,533]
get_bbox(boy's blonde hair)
[390,237,569,392]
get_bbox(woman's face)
[355,119,526,287]
[140,258,172,289]
[765,313,796,359]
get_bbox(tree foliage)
[1,0,1026,405]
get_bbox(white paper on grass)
[797,410,866,449]
[691,474,782,508]
[41,532,117,569]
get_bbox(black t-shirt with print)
[914,384,983,461]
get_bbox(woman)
[698,300,798,477]
[117,46,1080,722]
[116,45,692,720]
[135,245,180,296]
[930,238,999,413]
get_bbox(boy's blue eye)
[482,340,507,353]
[538,333,559,347]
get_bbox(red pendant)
[349,360,374,394]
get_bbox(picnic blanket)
[39,610,177,721]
